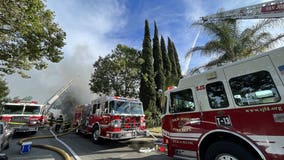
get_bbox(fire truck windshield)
[23,105,41,114]
[3,105,24,114]
[2,105,41,115]
[110,100,143,114]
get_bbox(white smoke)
[5,44,97,104]
[5,0,128,104]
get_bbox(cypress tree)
[161,36,171,74]
[139,20,156,112]
[153,21,165,91]
[172,42,182,78]
[152,21,165,112]
[161,36,171,90]
[167,37,177,75]
[167,37,177,85]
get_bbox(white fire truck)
[74,96,147,143]
[161,1,284,159]
[0,100,46,134]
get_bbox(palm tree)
[187,18,284,72]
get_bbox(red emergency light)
[11,99,38,104]
[167,86,176,90]
[30,100,38,104]
[12,99,21,103]
[113,96,120,99]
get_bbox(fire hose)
[18,125,78,160]
[18,125,162,159]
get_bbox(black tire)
[205,141,257,160]
[92,125,102,144]
[4,137,11,150]
[30,131,37,135]
[5,142,9,149]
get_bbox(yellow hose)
[18,127,76,160]
[32,144,71,160]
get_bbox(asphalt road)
[2,128,172,160]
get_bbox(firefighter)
[63,121,71,132]
[55,115,64,133]
[48,113,55,129]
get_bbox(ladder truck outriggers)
[74,96,147,143]
[161,1,284,160]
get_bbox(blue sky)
[6,0,281,103]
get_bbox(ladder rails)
[202,0,284,22]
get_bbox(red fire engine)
[161,1,284,159]
[0,100,46,134]
[162,46,284,160]
[74,96,147,143]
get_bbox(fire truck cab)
[74,96,147,143]
[0,100,46,134]
[162,46,284,160]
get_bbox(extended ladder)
[202,0,284,22]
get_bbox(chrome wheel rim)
[216,154,238,160]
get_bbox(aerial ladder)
[201,0,284,22]
[42,80,73,117]
[187,0,284,72]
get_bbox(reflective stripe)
[8,122,26,125]
[162,129,201,141]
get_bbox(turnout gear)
[48,114,55,129]
[55,115,63,133]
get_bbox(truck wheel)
[4,137,11,149]
[205,141,257,160]
[92,125,102,144]
[30,131,37,135]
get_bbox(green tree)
[167,37,179,85]
[139,20,156,112]
[0,0,66,78]
[161,36,171,89]
[172,42,182,78]
[90,44,141,97]
[89,56,113,95]
[188,19,284,71]
[152,21,165,112]
[167,38,177,75]
[111,44,141,97]
[0,78,9,101]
